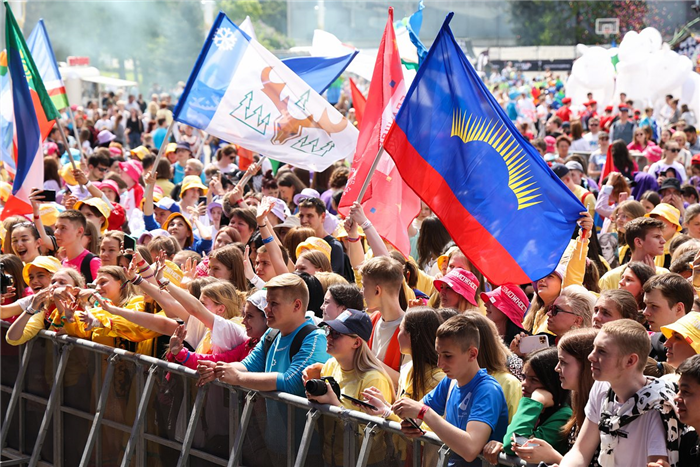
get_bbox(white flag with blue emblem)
[174,12,358,172]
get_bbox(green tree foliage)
[23,1,204,88]
[508,1,649,45]
[218,0,293,50]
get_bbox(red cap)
[562,97,572,104]
[692,154,700,166]
[107,204,126,231]
[480,284,529,329]
[589,100,597,105]
[605,105,614,112]
[619,104,629,111]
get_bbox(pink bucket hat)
[434,268,479,306]
[481,284,529,329]
[119,160,144,184]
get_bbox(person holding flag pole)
[338,7,420,259]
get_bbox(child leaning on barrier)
[302,308,395,467]
[392,313,509,467]
[167,290,268,371]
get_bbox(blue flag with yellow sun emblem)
[383,13,584,285]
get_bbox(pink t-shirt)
[62,249,101,282]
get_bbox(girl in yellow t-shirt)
[303,308,395,467]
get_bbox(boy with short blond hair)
[393,314,509,466]
[560,320,680,467]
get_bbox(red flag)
[349,78,366,127]
[600,144,614,181]
[338,8,420,256]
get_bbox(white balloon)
[647,50,691,97]
[639,27,663,52]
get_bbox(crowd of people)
[0,80,700,467]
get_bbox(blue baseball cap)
[320,308,373,342]
[155,197,181,213]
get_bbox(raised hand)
[72,168,88,186]
[143,170,156,187]
[349,201,368,226]
[169,324,187,356]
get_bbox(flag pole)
[149,120,176,177]
[55,120,87,195]
[55,121,77,171]
[356,145,385,202]
[66,107,87,164]
[236,155,266,189]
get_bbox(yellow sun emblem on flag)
[451,110,542,210]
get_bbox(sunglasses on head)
[548,304,577,317]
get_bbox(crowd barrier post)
[343,419,357,466]
[80,354,118,467]
[226,390,255,467]
[29,343,73,467]
[294,409,321,467]
[120,364,158,467]
[0,338,35,450]
[355,422,378,467]
[177,383,209,467]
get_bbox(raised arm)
[143,170,156,217]
[29,189,55,253]
[125,255,189,321]
[93,294,179,336]
[257,198,288,275]
[349,202,389,257]
[161,275,217,330]
[343,217,365,268]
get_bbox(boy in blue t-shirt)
[393,314,509,467]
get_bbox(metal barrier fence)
[0,321,526,467]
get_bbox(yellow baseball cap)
[646,203,682,232]
[296,236,332,261]
[165,142,177,154]
[181,175,208,196]
[661,312,700,354]
[130,146,151,160]
[74,198,112,232]
[23,256,62,285]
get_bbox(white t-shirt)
[371,314,402,361]
[211,315,248,351]
[583,132,599,151]
[585,381,668,467]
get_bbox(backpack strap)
[289,323,318,361]
[260,323,318,362]
[80,252,97,283]
[262,328,280,357]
